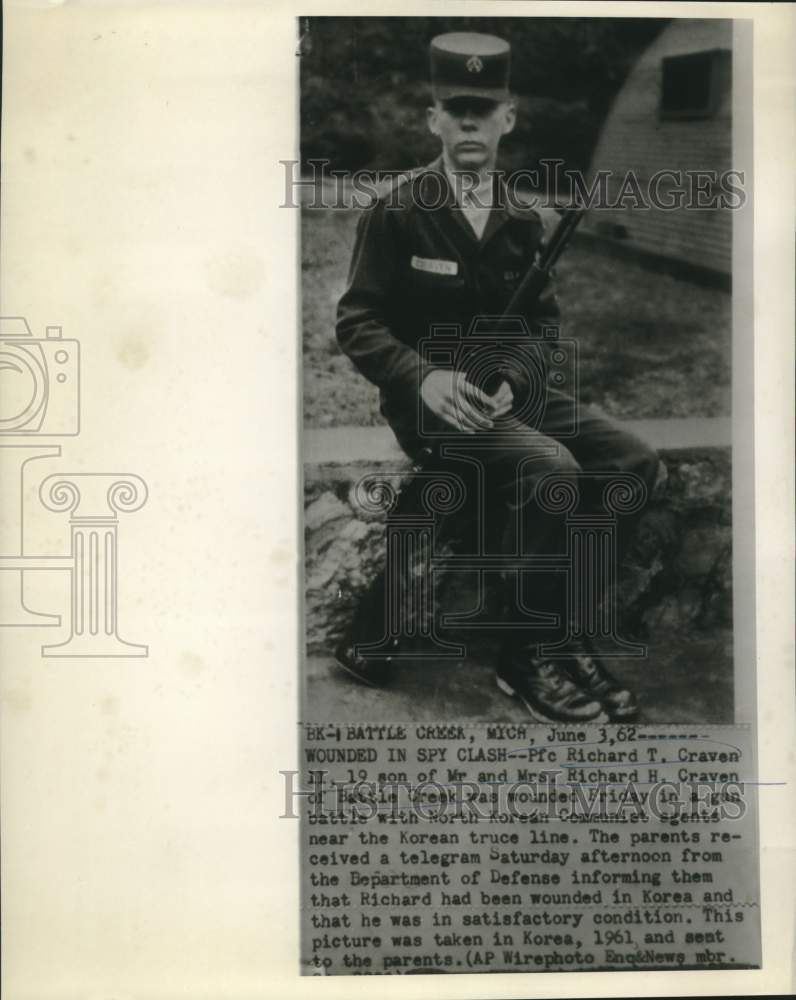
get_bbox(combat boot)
[564,646,638,721]
[496,643,603,722]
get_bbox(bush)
[300,16,667,177]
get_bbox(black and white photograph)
[298,14,763,977]
[301,16,744,727]
[1,3,792,997]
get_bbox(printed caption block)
[293,723,760,975]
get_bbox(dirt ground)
[304,628,734,724]
[301,207,731,429]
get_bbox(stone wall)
[303,448,731,652]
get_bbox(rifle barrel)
[502,208,586,318]
[544,209,585,269]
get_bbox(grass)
[302,207,731,428]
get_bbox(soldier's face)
[427,97,516,169]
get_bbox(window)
[660,49,731,120]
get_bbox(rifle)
[416,204,587,465]
[502,205,586,318]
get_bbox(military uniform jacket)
[336,157,561,457]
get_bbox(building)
[582,19,734,284]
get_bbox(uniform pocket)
[498,256,525,289]
[408,265,465,295]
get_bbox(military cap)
[430,32,511,102]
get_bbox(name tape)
[411,255,459,276]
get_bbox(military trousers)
[350,390,662,653]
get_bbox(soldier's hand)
[421,370,499,434]
[490,380,514,418]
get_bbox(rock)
[304,491,350,533]
[641,587,703,633]
[667,453,731,512]
[633,507,679,558]
[674,525,732,579]
[304,491,354,558]
[305,508,386,646]
[304,447,734,649]
[618,555,664,607]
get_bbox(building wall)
[584,19,733,276]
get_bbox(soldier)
[334,32,661,723]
